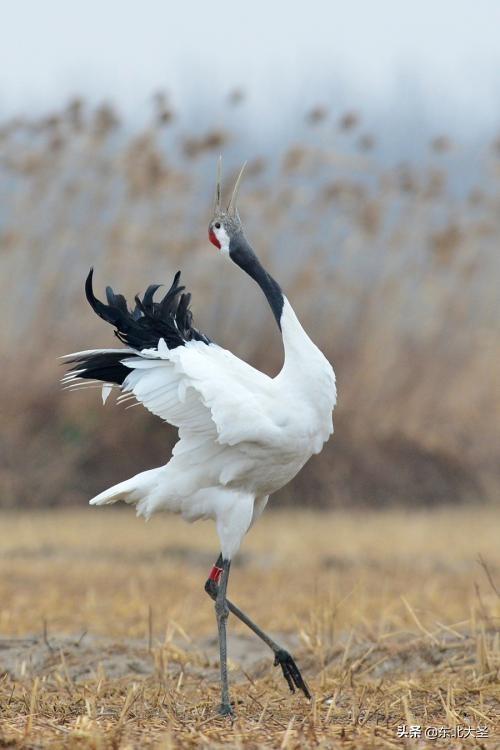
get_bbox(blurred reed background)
[0,92,498,509]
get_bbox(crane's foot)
[218,702,235,717]
[274,649,311,699]
[204,560,311,701]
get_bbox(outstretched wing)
[63,270,282,449]
[64,340,281,449]
[119,340,281,447]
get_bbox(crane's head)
[207,157,284,327]
[208,158,246,256]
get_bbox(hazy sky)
[1,0,500,130]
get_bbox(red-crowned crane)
[62,161,337,716]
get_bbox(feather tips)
[64,270,210,389]
[85,268,210,351]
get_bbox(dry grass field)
[0,506,499,748]
[1,97,499,748]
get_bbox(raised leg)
[205,555,311,699]
[215,558,233,716]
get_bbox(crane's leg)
[215,557,233,716]
[205,556,311,699]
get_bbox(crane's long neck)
[229,232,284,328]
[229,231,335,417]
[229,231,329,382]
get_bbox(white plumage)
[64,299,336,560]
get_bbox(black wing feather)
[67,269,210,386]
[85,267,210,351]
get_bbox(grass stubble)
[0,506,498,748]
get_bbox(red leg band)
[209,565,223,583]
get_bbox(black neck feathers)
[229,233,284,329]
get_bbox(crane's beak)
[214,155,222,214]
[213,158,246,219]
[227,162,246,217]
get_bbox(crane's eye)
[214,222,221,229]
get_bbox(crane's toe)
[218,702,235,718]
[274,649,312,700]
